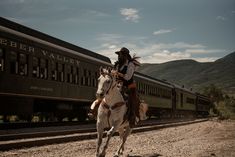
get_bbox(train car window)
[19,53,28,76]
[145,84,148,95]
[140,83,144,94]
[180,93,183,107]
[147,85,150,95]
[155,88,159,97]
[9,51,18,74]
[142,84,145,94]
[157,88,161,97]
[87,70,91,86]
[176,93,179,103]
[137,82,140,93]
[32,57,39,78]
[66,65,72,83]
[39,58,48,79]
[82,69,87,86]
[154,87,157,96]
[198,99,208,106]
[57,63,64,82]
[136,82,139,90]
[94,71,98,87]
[151,86,154,95]
[76,67,79,84]
[92,77,95,87]
[51,61,57,81]
[186,97,195,104]
[162,89,171,99]
[90,71,96,87]
[72,66,79,84]
[0,48,4,72]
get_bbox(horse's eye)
[106,80,111,84]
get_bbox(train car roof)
[196,92,210,99]
[0,17,111,65]
[134,71,173,88]
[173,84,196,94]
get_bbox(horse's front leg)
[96,122,104,157]
[100,126,116,157]
[114,126,132,157]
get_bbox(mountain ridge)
[137,52,235,94]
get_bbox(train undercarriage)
[0,95,90,123]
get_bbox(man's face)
[118,53,125,63]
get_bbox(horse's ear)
[99,66,104,75]
[108,67,112,73]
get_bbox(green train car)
[0,17,210,122]
[0,17,112,122]
[134,72,210,118]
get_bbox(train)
[0,17,211,123]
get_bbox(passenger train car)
[0,17,210,122]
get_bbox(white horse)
[95,67,148,157]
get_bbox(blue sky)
[1,0,235,64]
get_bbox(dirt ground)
[1,119,235,157]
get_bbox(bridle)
[105,74,116,95]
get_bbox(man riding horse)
[89,47,141,127]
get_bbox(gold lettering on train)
[19,43,27,51]
[69,58,74,64]
[0,37,80,66]
[42,50,48,56]
[49,53,55,59]
[10,41,17,48]
[0,38,7,45]
[56,54,63,61]
[28,46,35,53]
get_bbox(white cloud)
[120,8,140,23]
[94,34,224,64]
[184,49,223,54]
[195,57,219,62]
[216,16,226,21]
[96,33,123,42]
[86,10,110,17]
[140,49,220,64]
[153,29,172,35]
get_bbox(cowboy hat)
[115,47,130,55]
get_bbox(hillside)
[137,52,235,94]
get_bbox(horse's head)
[96,67,114,99]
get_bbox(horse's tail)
[139,101,148,120]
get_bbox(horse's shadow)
[127,153,162,157]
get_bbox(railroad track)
[0,118,208,151]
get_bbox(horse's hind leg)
[115,126,132,157]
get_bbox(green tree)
[203,84,235,119]
[203,84,224,103]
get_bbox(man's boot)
[88,99,102,120]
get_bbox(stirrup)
[88,110,96,120]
